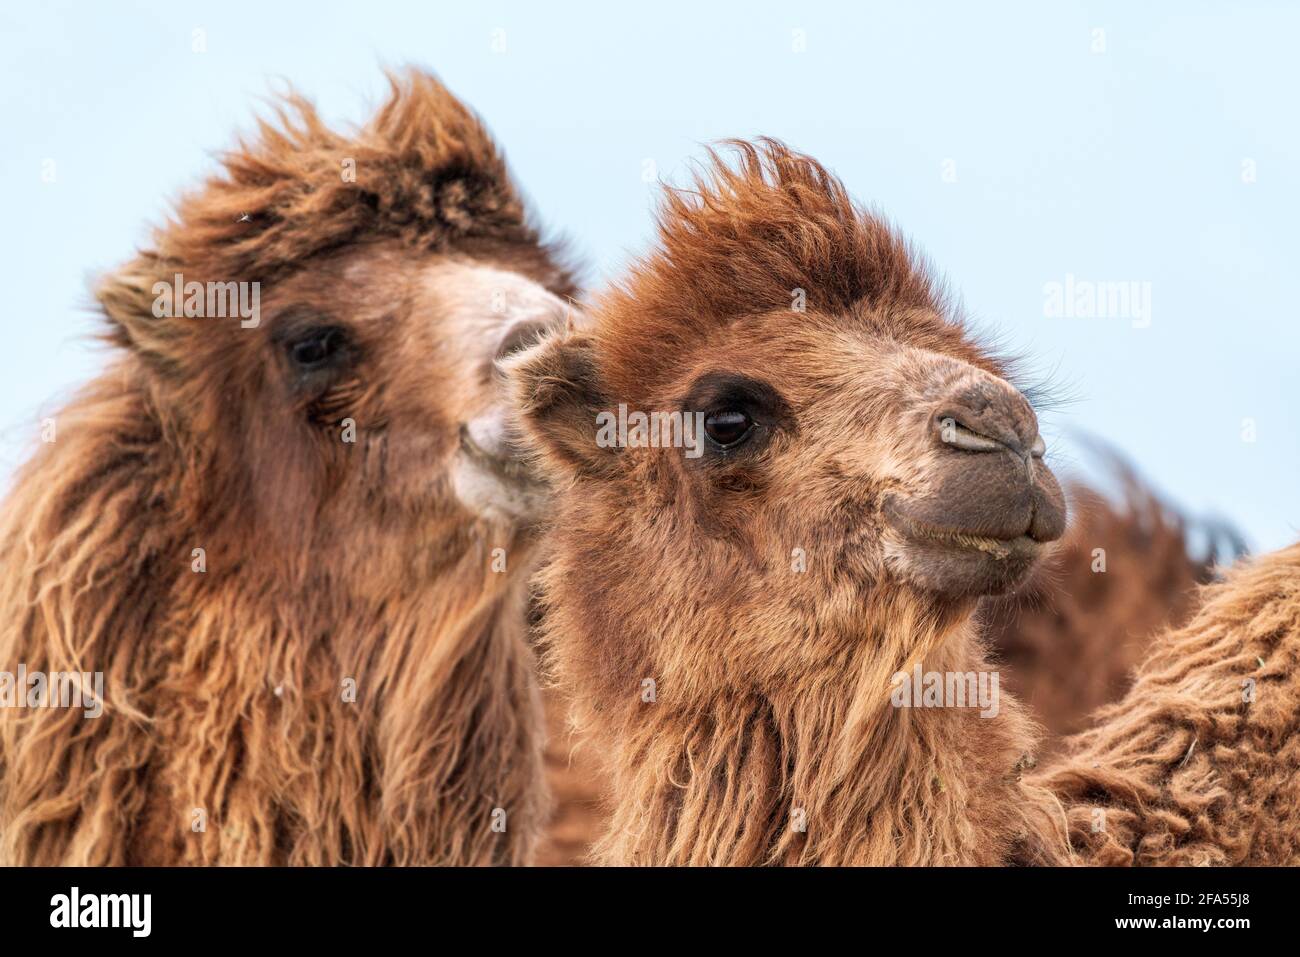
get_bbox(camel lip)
[883,501,1043,560]
[457,425,548,491]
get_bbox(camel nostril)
[934,411,1036,459]
[931,379,1044,461]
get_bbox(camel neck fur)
[556,588,1068,866]
[0,374,547,865]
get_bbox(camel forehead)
[599,303,991,406]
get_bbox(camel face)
[511,141,1068,687]
[644,317,1065,602]
[92,71,577,543]
[245,249,568,529]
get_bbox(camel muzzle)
[882,379,1067,596]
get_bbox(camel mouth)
[457,424,544,489]
[892,514,1045,559]
[883,500,1047,596]
[451,421,551,523]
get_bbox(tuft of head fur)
[589,139,1002,408]
[142,70,543,282]
[649,138,940,317]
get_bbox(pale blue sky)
[1,1,1295,549]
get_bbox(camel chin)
[883,465,1066,597]
[452,409,550,523]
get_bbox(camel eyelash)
[679,372,793,463]
[682,373,788,418]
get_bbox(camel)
[0,70,575,865]
[510,139,1077,865]
[517,139,1298,867]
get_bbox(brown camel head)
[95,70,574,553]
[510,140,1064,688]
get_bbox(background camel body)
[514,140,1078,865]
[0,71,572,865]
[1031,542,1300,865]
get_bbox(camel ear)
[506,330,619,480]
[94,254,190,377]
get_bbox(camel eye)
[704,409,753,448]
[288,327,345,370]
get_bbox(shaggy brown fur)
[0,70,575,865]
[512,140,1074,865]
[534,689,607,866]
[1030,543,1300,865]
[986,470,1241,736]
